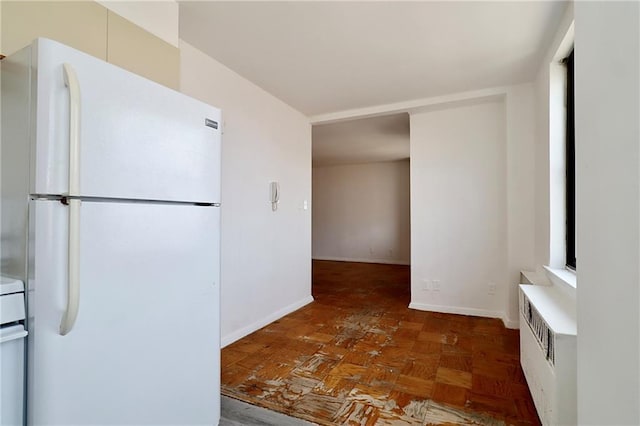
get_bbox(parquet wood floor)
[221,261,541,425]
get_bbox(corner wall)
[574,2,640,423]
[179,41,313,346]
[312,160,410,265]
[505,84,536,326]
[409,100,509,320]
[533,3,574,269]
[532,1,640,422]
[96,0,178,47]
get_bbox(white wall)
[532,1,640,422]
[312,160,410,265]
[505,84,536,326]
[533,3,574,269]
[179,41,312,347]
[574,2,639,423]
[409,100,508,320]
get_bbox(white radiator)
[519,284,577,425]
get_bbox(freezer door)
[28,200,220,425]
[32,38,221,203]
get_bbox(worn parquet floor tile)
[221,260,541,425]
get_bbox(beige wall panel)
[107,12,179,90]
[1,1,107,58]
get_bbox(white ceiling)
[179,1,565,165]
[312,113,409,166]
[179,1,566,117]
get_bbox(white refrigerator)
[1,38,221,425]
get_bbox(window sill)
[543,265,577,290]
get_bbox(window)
[565,49,576,269]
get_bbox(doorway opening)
[311,113,411,298]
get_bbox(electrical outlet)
[488,283,496,295]
[432,280,440,292]
[422,279,430,291]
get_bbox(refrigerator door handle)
[60,198,81,335]
[63,63,81,196]
[60,63,81,336]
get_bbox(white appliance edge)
[1,38,222,425]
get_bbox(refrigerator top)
[0,276,24,295]
[22,38,222,203]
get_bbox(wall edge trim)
[309,86,509,124]
[312,256,410,266]
[221,295,314,348]
[409,302,516,328]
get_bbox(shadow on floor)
[221,395,316,426]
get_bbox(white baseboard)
[502,316,520,329]
[312,256,410,266]
[221,295,314,348]
[409,302,518,329]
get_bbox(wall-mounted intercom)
[270,182,280,211]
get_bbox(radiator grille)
[519,291,555,365]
